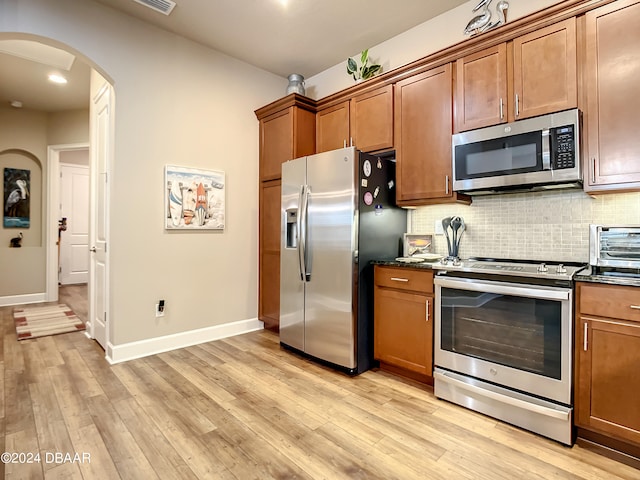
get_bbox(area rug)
[13,304,85,340]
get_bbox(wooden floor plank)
[2,301,639,480]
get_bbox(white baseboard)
[0,293,46,307]
[105,317,264,364]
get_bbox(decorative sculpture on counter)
[9,231,23,248]
[464,0,509,36]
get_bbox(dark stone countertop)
[574,266,640,288]
[371,259,437,270]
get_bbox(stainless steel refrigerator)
[280,147,406,374]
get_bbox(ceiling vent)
[133,0,176,15]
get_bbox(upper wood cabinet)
[316,85,394,154]
[257,96,316,181]
[316,101,350,153]
[395,64,468,205]
[584,0,640,192]
[455,18,577,132]
[455,44,508,132]
[350,85,394,152]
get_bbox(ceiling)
[0,0,469,112]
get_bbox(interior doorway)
[46,143,90,304]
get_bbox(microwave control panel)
[551,125,575,170]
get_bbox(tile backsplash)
[410,190,640,262]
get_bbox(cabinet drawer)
[579,283,640,322]
[374,266,433,293]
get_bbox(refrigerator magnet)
[364,192,373,205]
[373,186,380,198]
[377,159,382,169]
[363,160,372,177]
[361,179,368,188]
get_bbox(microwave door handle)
[542,129,551,170]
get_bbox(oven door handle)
[434,276,570,301]
[434,371,570,421]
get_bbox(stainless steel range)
[432,258,585,445]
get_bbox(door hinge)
[104,311,107,322]
[105,243,107,253]
[59,266,62,273]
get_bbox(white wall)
[0,0,285,345]
[306,0,564,99]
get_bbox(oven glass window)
[454,131,542,180]
[440,288,561,380]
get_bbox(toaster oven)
[589,224,640,270]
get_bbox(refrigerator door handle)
[297,185,306,281]
[301,185,311,281]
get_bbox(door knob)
[90,246,97,252]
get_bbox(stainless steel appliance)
[432,258,585,445]
[452,109,582,194]
[280,147,406,374]
[590,224,640,272]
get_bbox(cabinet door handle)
[583,322,588,352]
[425,299,430,322]
[445,175,449,195]
[390,277,409,282]
[515,93,520,118]
[499,98,504,120]
[631,305,640,310]
[591,158,596,184]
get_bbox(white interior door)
[59,163,89,285]
[90,82,112,350]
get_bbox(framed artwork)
[165,165,225,230]
[403,233,433,257]
[3,168,30,228]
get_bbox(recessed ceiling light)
[10,100,23,108]
[48,73,68,84]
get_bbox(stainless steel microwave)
[452,109,582,195]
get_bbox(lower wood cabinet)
[259,180,281,331]
[374,266,434,381]
[575,282,640,456]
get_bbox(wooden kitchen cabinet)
[395,63,468,205]
[259,180,281,330]
[374,266,434,382]
[350,85,394,152]
[255,95,315,330]
[575,282,640,455]
[455,43,508,132]
[316,85,394,154]
[454,17,577,131]
[584,0,640,192]
[258,95,316,182]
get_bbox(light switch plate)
[435,219,444,235]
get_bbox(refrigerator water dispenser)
[285,209,298,249]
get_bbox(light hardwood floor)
[1,306,638,479]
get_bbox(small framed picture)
[165,165,225,230]
[403,234,433,257]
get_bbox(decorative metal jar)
[286,74,305,95]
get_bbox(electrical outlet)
[434,219,444,235]
[155,301,165,318]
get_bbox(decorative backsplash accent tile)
[410,190,640,262]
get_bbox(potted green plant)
[346,49,382,82]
